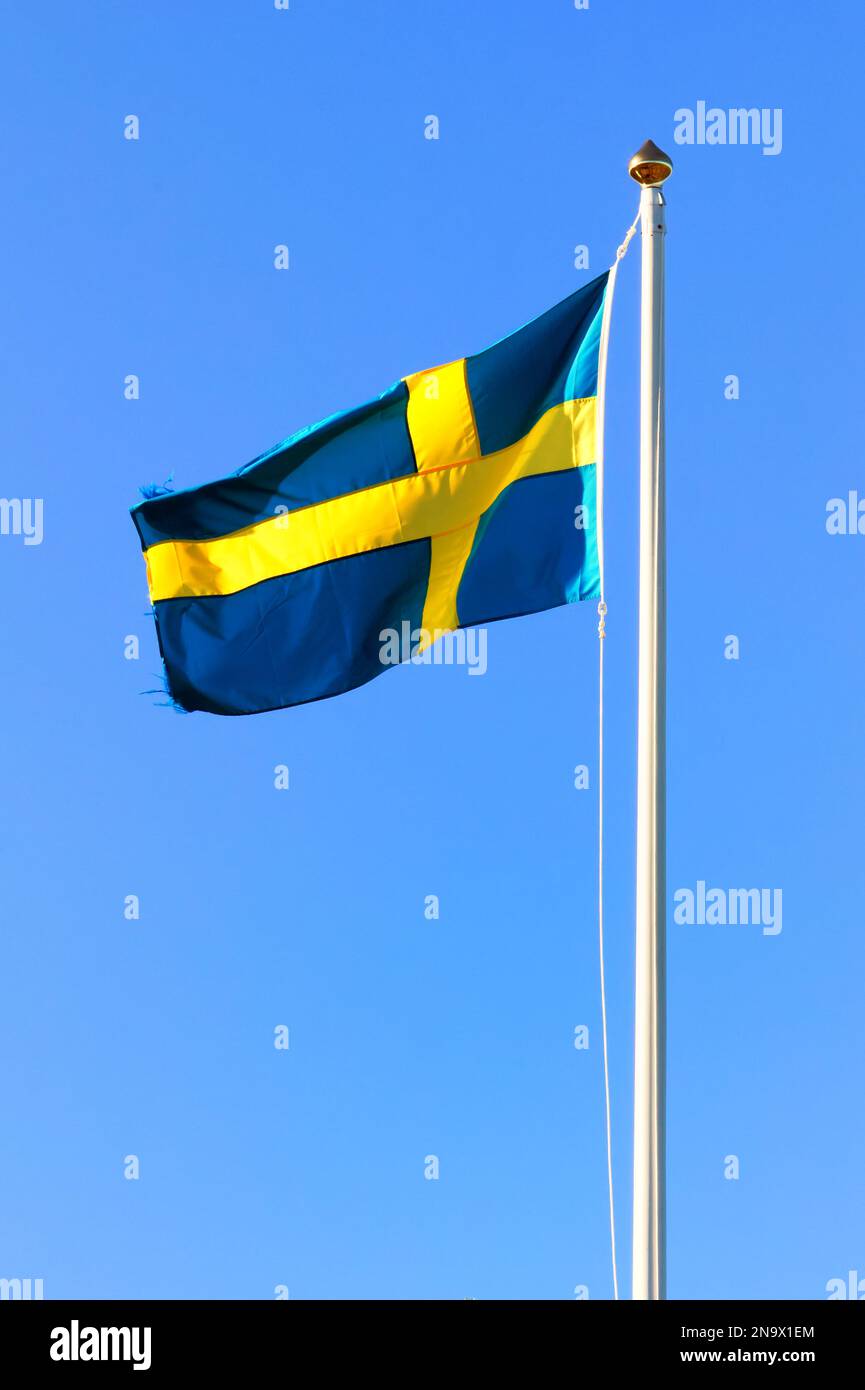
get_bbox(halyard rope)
[594,209,639,1300]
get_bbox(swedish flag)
[132,271,610,715]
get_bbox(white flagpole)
[628,139,673,1302]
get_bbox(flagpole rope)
[593,212,639,1302]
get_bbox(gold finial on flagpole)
[628,139,674,187]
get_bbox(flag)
[131,270,610,715]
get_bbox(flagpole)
[628,140,673,1302]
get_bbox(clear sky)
[1,0,863,1300]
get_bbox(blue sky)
[1,0,863,1300]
